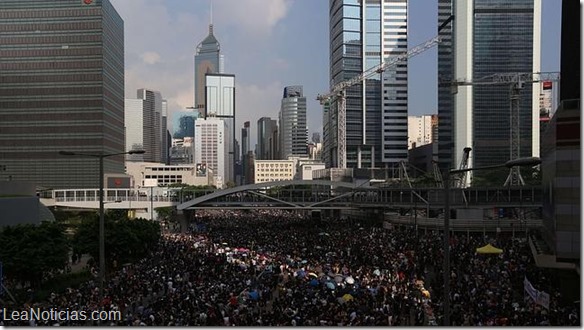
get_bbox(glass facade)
[0,0,125,189]
[194,25,223,116]
[473,0,535,167]
[438,0,539,170]
[326,0,408,169]
[279,86,308,158]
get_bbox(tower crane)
[317,35,442,169]
[455,147,472,188]
[447,72,560,186]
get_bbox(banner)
[524,277,538,302]
[536,291,550,310]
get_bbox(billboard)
[196,163,207,177]
[106,176,131,189]
[143,178,158,188]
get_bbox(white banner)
[524,277,538,302]
[536,291,550,310]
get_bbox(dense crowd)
[1,210,580,326]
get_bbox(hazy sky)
[110,0,561,148]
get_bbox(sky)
[110,0,562,149]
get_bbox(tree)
[0,222,69,288]
[155,206,174,220]
[71,215,161,269]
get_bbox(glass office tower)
[194,24,224,117]
[325,0,408,169]
[0,0,125,189]
[438,0,541,172]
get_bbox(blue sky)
[110,0,561,148]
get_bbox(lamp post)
[59,149,145,299]
[441,156,541,326]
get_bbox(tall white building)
[408,115,435,149]
[125,89,164,162]
[205,73,235,183]
[279,86,308,159]
[194,117,229,188]
[324,0,409,169]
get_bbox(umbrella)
[334,275,343,283]
[308,272,318,278]
[301,260,308,264]
[310,279,319,287]
[222,242,228,246]
[297,270,306,278]
[373,269,381,276]
[249,291,259,301]
[345,276,355,285]
[325,282,336,290]
[342,293,354,302]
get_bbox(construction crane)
[317,35,442,169]
[455,147,472,188]
[448,72,560,186]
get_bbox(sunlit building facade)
[0,0,125,189]
[325,0,408,169]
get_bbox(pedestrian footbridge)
[41,180,543,213]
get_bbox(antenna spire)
[210,1,213,25]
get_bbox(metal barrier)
[385,215,542,232]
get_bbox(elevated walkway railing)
[385,215,542,232]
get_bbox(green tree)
[71,215,161,269]
[0,222,69,287]
[155,206,174,220]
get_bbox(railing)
[386,215,542,232]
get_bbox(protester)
[1,210,579,326]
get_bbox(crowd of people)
[1,209,580,326]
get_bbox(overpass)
[41,181,543,219]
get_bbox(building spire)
[209,1,213,34]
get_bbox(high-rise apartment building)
[279,86,308,158]
[194,117,229,188]
[194,24,224,117]
[257,117,279,160]
[437,0,541,174]
[0,0,125,189]
[125,89,164,163]
[324,0,408,169]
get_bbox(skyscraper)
[0,0,125,189]
[257,117,278,160]
[194,24,224,117]
[279,86,308,158]
[161,100,169,164]
[438,0,541,173]
[241,121,251,183]
[194,117,229,188]
[205,73,235,183]
[125,89,165,163]
[325,0,408,169]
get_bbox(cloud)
[235,81,284,147]
[109,0,295,136]
[140,51,161,65]
[214,0,292,36]
[269,58,290,71]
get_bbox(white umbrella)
[345,276,355,285]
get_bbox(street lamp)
[58,149,145,299]
[441,156,541,326]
